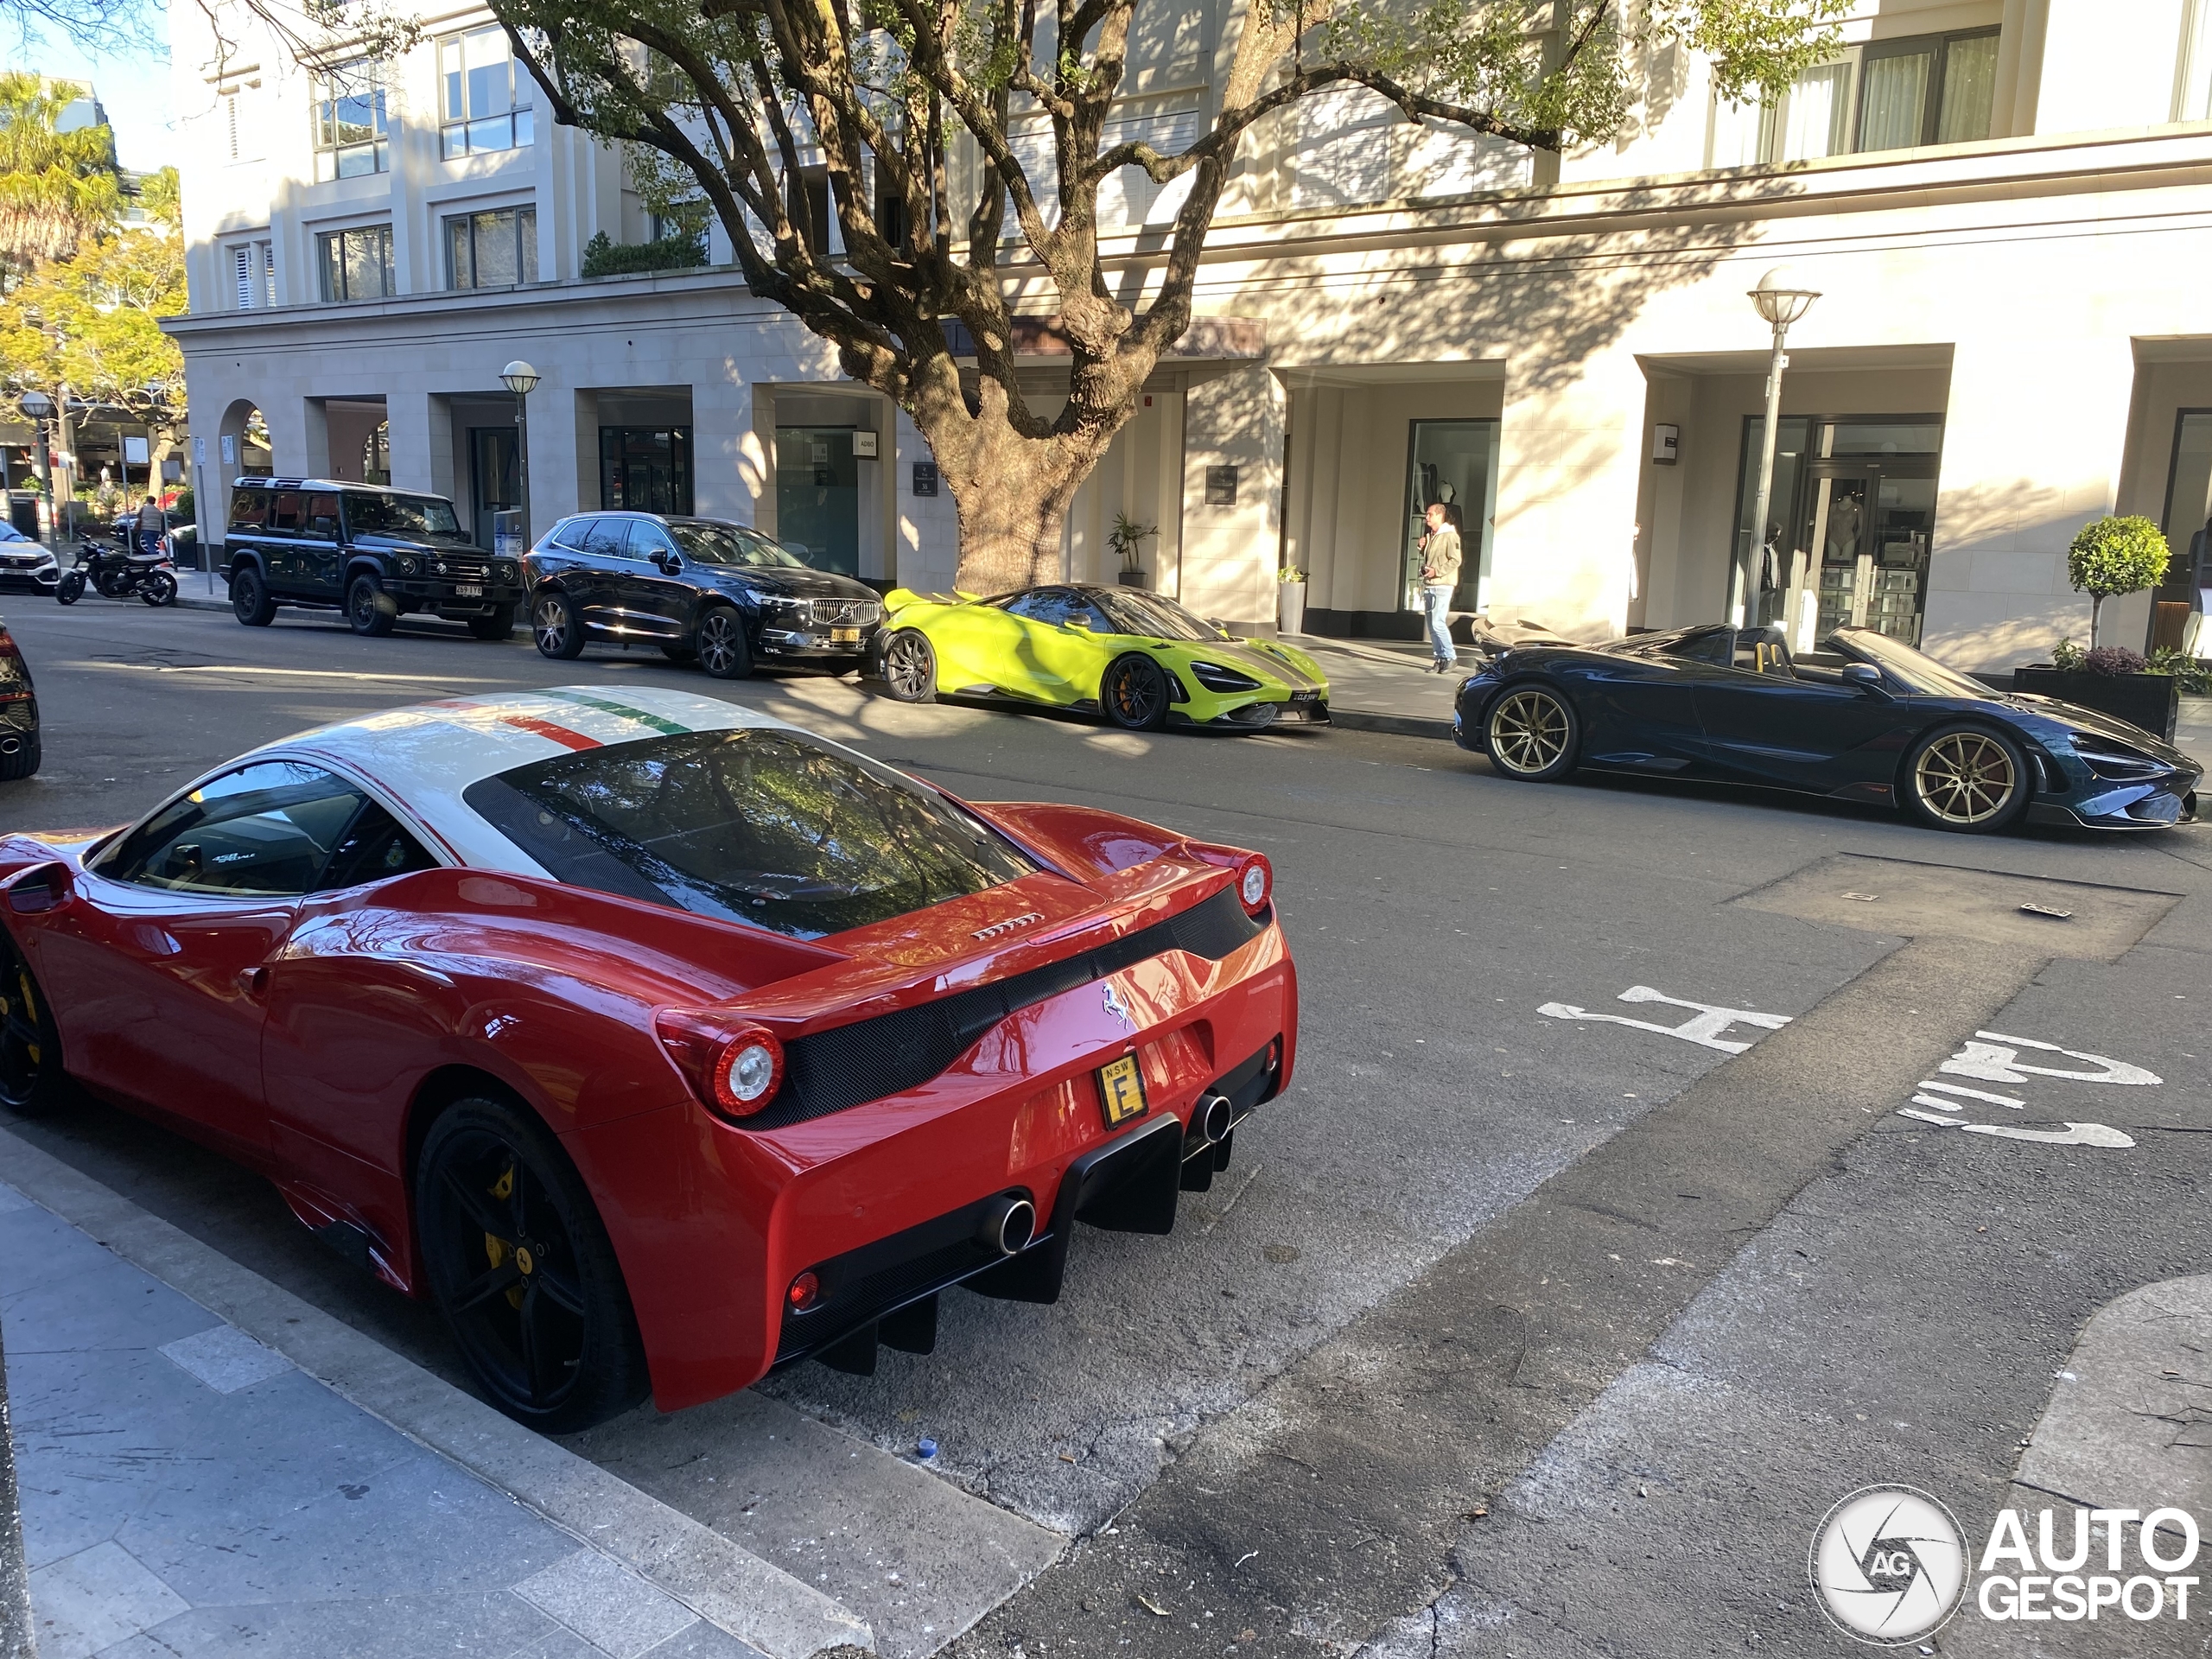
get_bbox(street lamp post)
[499,360,539,550]
[1744,268,1820,628]
[18,390,54,542]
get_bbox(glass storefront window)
[600,427,695,516]
[2158,412,2212,628]
[1736,416,1942,649]
[1400,420,1499,613]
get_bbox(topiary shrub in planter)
[2014,637,2178,741]
[2067,515,2171,647]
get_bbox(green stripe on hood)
[540,690,692,735]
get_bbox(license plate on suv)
[455,584,484,598]
[830,626,861,645]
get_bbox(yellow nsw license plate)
[831,626,861,645]
[1097,1053,1148,1128]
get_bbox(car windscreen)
[1095,590,1221,641]
[666,523,807,568]
[344,492,471,542]
[463,728,1039,938]
[1830,629,1992,697]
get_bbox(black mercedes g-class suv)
[223,478,525,638]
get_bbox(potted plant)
[1109,512,1156,588]
[2013,518,2183,738]
[1277,566,1306,635]
[2015,639,2179,740]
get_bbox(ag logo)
[1809,1485,1967,1645]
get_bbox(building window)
[1708,30,1999,167]
[600,427,694,514]
[228,239,276,308]
[1401,420,1499,615]
[311,61,389,181]
[316,225,395,301]
[445,205,537,289]
[440,27,533,159]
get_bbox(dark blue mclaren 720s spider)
[1452,622,2201,834]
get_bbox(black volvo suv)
[525,512,884,677]
[224,478,525,638]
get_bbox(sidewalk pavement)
[0,1158,856,1659]
[1,1175,772,1659]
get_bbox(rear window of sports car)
[462,728,1038,938]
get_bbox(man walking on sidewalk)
[1419,502,1462,674]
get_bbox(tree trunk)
[2090,592,2104,650]
[926,417,1116,594]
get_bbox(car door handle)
[237,965,270,996]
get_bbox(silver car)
[0,524,56,594]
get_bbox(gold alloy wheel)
[1489,689,1572,777]
[1913,730,2018,825]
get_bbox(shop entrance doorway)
[774,426,859,574]
[1736,417,1942,651]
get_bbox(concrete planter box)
[2012,666,2179,741]
[1116,568,1149,589]
[1277,581,1306,635]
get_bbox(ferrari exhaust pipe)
[1191,1093,1234,1149]
[978,1193,1036,1257]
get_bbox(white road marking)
[1942,1031,2160,1087]
[77,661,505,684]
[1537,985,1790,1053]
[1899,1033,2154,1151]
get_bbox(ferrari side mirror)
[6,861,72,914]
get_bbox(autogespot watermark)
[1810,1486,2203,1646]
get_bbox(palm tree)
[0,72,123,276]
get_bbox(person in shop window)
[1419,501,1463,673]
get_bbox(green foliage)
[2145,645,2212,694]
[0,221,187,408]
[580,230,709,277]
[2067,516,2171,601]
[1108,512,1157,569]
[2051,637,2084,671]
[0,72,124,273]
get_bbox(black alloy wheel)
[0,931,68,1116]
[694,607,753,680]
[532,591,585,660]
[55,570,83,606]
[1904,724,2029,834]
[467,604,515,641]
[346,574,397,637]
[880,630,937,703]
[1103,654,1170,731]
[232,566,276,626]
[143,570,178,607]
[1486,684,1580,781]
[416,1097,648,1432]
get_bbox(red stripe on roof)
[502,714,601,751]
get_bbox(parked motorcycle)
[57,531,178,607]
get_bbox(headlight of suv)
[1190,660,1263,693]
[496,562,518,582]
[396,556,419,575]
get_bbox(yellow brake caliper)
[485,1166,524,1309]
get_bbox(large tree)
[492,0,1840,590]
[0,70,124,279]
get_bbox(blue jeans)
[1422,584,1457,666]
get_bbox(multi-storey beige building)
[166,0,2212,667]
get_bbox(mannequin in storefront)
[2186,515,2212,656]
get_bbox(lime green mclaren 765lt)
[874,583,1332,731]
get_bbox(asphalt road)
[4,596,2211,1656]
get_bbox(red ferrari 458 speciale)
[0,687,1298,1429]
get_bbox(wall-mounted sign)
[1651,423,1679,466]
[912,461,938,497]
[853,430,879,458]
[220,435,238,465]
[1205,465,1238,506]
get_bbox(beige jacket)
[1421,525,1462,588]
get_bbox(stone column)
[1923,334,2139,671]
[1489,345,1645,638]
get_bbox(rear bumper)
[582,915,1298,1413]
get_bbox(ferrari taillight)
[713,1030,784,1116]
[654,1011,786,1122]
[1234,854,1272,916]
